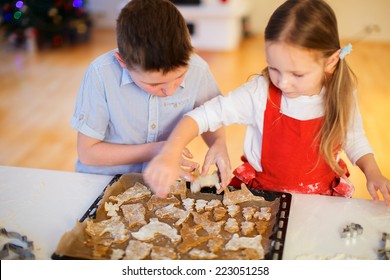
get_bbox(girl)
[144,0,390,205]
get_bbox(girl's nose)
[278,76,289,89]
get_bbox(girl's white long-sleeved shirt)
[186,75,373,172]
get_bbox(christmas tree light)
[0,0,92,49]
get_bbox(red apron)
[231,83,354,197]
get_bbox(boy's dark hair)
[116,0,193,73]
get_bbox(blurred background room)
[0,0,389,200]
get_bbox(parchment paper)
[53,173,281,260]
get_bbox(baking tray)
[198,185,291,260]
[52,174,291,260]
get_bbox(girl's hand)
[356,154,390,206]
[366,173,390,206]
[144,151,180,198]
[200,139,232,193]
[144,116,201,197]
[144,147,198,198]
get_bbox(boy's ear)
[325,50,341,74]
[114,52,128,69]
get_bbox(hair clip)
[339,43,352,60]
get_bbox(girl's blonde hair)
[262,0,356,175]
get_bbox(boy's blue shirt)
[71,49,221,175]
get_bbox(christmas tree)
[0,0,92,49]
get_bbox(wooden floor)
[1,29,389,200]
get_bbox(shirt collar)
[120,68,133,86]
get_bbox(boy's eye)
[293,73,304,78]
[144,83,161,88]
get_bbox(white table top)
[283,193,390,259]
[1,165,389,260]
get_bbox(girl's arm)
[144,77,266,197]
[144,116,200,197]
[356,153,390,206]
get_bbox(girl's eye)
[268,67,281,75]
[293,73,304,78]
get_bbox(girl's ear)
[325,50,341,74]
[114,52,128,69]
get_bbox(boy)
[71,0,229,178]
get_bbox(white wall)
[329,0,390,42]
[248,0,390,42]
[87,0,127,28]
[87,0,390,42]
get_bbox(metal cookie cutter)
[378,232,390,260]
[341,223,363,239]
[0,228,35,260]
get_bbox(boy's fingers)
[182,147,193,159]
[180,157,199,170]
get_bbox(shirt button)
[78,114,84,120]
[151,123,156,129]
